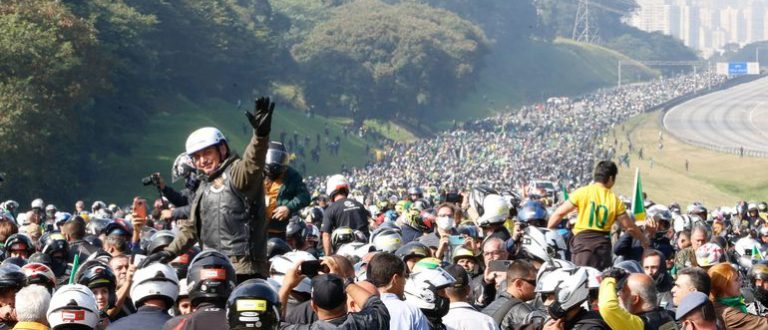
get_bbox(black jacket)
[109,305,171,330]
[481,291,533,329]
[280,296,390,330]
[163,303,225,330]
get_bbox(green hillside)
[437,38,657,126]
[85,96,376,203]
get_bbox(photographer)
[278,260,390,330]
[144,153,199,222]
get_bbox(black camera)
[141,173,160,187]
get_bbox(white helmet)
[337,242,366,259]
[325,174,350,198]
[269,251,317,293]
[130,263,179,308]
[477,194,509,226]
[581,266,601,289]
[47,284,100,329]
[371,229,403,253]
[404,267,456,310]
[523,226,565,262]
[91,201,106,213]
[31,198,44,210]
[549,268,590,319]
[673,214,691,233]
[185,127,226,155]
[536,259,575,285]
[535,268,570,294]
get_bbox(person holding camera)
[141,97,275,281]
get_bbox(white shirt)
[443,301,500,330]
[380,292,430,330]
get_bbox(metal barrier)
[656,74,768,158]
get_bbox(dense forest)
[0,0,697,204]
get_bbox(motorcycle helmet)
[187,250,237,306]
[130,263,179,308]
[226,279,281,330]
[477,194,509,227]
[21,262,56,294]
[47,284,100,329]
[548,268,590,320]
[147,230,175,255]
[395,241,431,262]
[170,246,200,280]
[404,267,455,319]
[371,228,403,253]
[267,238,292,259]
[75,260,117,309]
[331,227,356,250]
[269,251,316,294]
[5,234,34,259]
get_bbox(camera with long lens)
[141,173,161,187]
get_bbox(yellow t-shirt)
[569,183,626,235]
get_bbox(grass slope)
[610,112,768,207]
[437,38,658,125]
[86,96,375,204]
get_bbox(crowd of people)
[0,71,761,330]
[303,71,727,195]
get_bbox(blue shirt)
[380,292,430,330]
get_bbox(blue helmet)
[518,200,548,223]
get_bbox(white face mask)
[436,216,454,231]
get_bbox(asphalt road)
[663,77,768,153]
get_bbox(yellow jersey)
[569,183,626,235]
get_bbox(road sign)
[729,62,748,76]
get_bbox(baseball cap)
[675,291,709,320]
[444,264,469,289]
[310,274,346,310]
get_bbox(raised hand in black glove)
[245,96,275,138]
[602,267,630,291]
[139,250,176,269]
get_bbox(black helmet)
[0,264,26,292]
[331,227,356,250]
[308,207,323,226]
[83,235,103,249]
[147,230,175,255]
[75,260,117,309]
[187,250,236,307]
[4,234,34,258]
[267,238,292,259]
[86,217,111,236]
[285,217,307,248]
[226,279,280,330]
[39,232,69,258]
[265,142,289,180]
[1,257,26,268]
[169,245,200,280]
[395,241,430,261]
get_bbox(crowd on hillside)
[303,71,726,195]
[1,71,763,330]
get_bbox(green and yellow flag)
[561,183,569,202]
[753,245,763,261]
[632,168,645,222]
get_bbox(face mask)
[436,216,454,231]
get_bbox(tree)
[0,0,107,203]
[291,0,488,124]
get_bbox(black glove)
[245,96,275,137]
[139,250,176,269]
[602,267,630,290]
